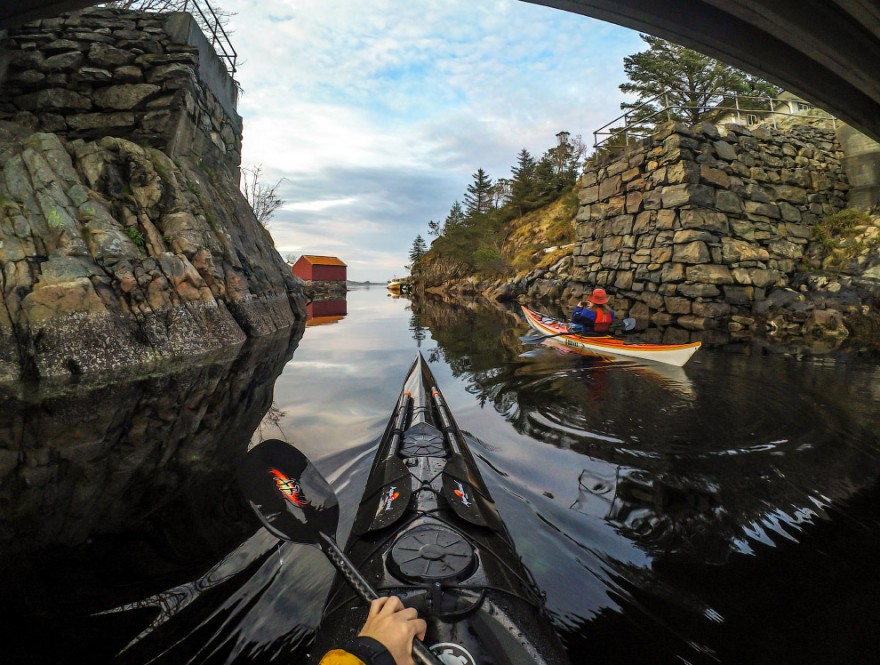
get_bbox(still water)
[1,285,879,664]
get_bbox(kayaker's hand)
[358,596,427,665]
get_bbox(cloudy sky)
[222,0,643,281]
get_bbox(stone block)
[723,285,756,304]
[700,164,730,188]
[579,185,599,205]
[678,282,721,298]
[88,42,134,67]
[67,111,135,130]
[673,240,711,264]
[721,238,770,263]
[614,271,634,289]
[713,140,738,161]
[773,184,808,204]
[692,301,731,318]
[685,264,734,284]
[666,160,700,184]
[660,262,686,283]
[744,200,781,218]
[93,83,161,110]
[715,189,743,214]
[633,210,653,234]
[680,209,729,233]
[606,195,626,216]
[598,175,622,200]
[677,314,717,330]
[656,209,677,229]
[15,89,92,111]
[650,246,672,263]
[664,296,691,314]
[625,191,643,214]
[768,239,804,259]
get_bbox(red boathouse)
[292,255,347,282]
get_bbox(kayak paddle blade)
[441,456,502,530]
[614,317,636,332]
[351,457,413,534]
[237,438,340,544]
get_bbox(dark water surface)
[2,285,879,664]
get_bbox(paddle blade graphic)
[237,438,340,544]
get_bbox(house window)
[746,113,758,125]
[797,102,813,112]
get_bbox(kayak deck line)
[309,353,571,665]
[521,305,701,366]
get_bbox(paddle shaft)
[317,533,443,665]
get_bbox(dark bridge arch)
[4,0,880,141]
[524,0,880,141]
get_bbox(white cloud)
[222,0,643,280]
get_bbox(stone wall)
[572,121,850,342]
[0,7,241,179]
[0,8,306,382]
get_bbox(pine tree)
[620,34,780,131]
[509,149,537,214]
[444,201,466,233]
[409,234,427,264]
[427,219,441,237]
[463,168,493,219]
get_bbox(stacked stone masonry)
[0,7,242,178]
[574,121,850,342]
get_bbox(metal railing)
[182,0,237,76]
[593,92,837,149]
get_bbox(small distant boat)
[387,277,410,292]
[522,305,701,366]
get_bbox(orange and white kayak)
[521,305,701,367]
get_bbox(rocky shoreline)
[415,121,880,353]
[0,123,306,382]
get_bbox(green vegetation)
[408,235,427,265]
[813,208,878,272]
[414,132,584,279]
[124,226,146,252]
[619,34,780,133]
[46,208,65,228]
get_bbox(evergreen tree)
[510,149,538,214]
[620,34,780,131]
[463,168,493,219]
[444,201,466,233]
[427,219,441,237]
[409,234,427,264]
[544,131,587,187]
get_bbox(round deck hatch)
[389,525,475,582]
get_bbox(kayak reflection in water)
[319,596,427,665]
[571,288,615,333]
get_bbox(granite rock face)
[0,124,306,381]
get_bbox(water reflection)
[2,288,879,665]
[306,299,348,327]
[0,324,304,663]
[408,293,880,663]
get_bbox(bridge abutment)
[0,7,242,181]
[838,125,880,211]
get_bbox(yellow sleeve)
[318,649,366,665]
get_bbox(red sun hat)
[588,288,608,305]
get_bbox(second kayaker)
[571,288,614,333]
[319,596,427,665]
